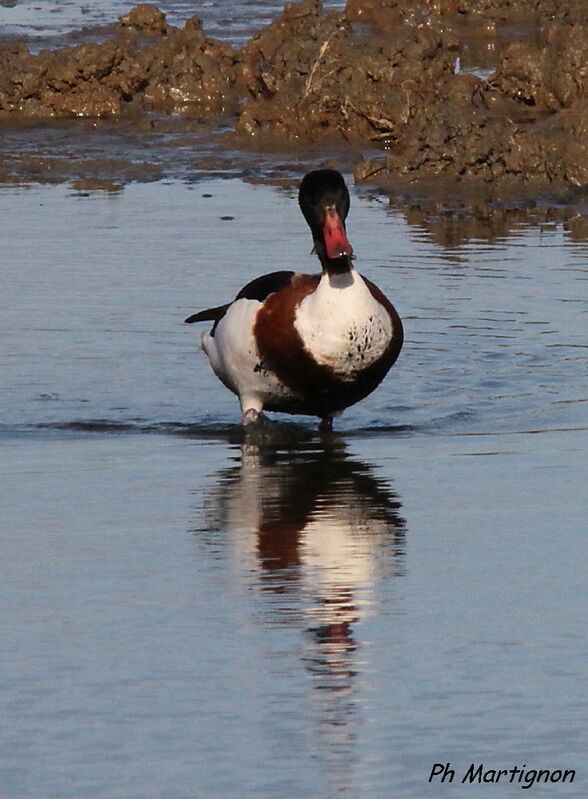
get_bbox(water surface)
[1,178,587,798]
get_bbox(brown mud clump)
[0,7,237,119]
[343,0,588,195]
[119,4,168,34]
[236,0,455,142]
[2,1,588,199]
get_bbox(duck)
[185,169,403,430]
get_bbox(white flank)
[201,298,298,413]
[294,269,392,378]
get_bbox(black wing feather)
[184,271,296,327]
[184,303,230,324]
[235,270,296,302]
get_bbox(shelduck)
[185,169,403,430]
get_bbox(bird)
[185,169,403,430]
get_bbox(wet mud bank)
[2,0,588,203]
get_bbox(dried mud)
[2,0,588,201]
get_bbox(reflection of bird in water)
[201,430,405,667]
[197,431,406,793]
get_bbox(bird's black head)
[298,169,353,274]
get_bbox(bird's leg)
[318,416,333,432]
[242,408,261,426]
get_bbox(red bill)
[323,208,353,259]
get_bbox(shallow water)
[1,177,588,798]
[2,179,587,435]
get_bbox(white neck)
[294,269,392,377]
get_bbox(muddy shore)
[2,0,588,202]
